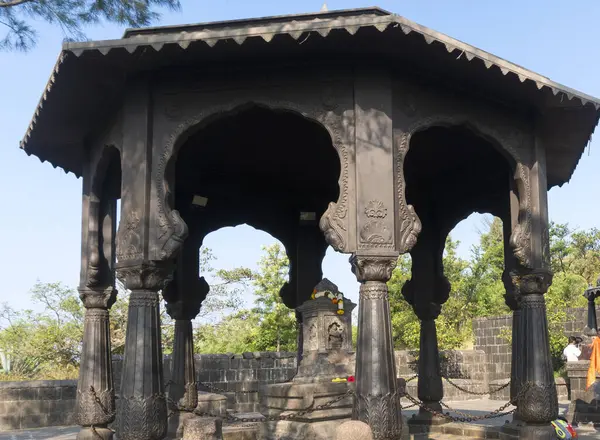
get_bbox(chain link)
[88,377,522,428]
[88,386,117,440]
[443,377,511,396]
[185,390,354,423]
[402,381,534,423]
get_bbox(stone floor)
[1,400,600,439]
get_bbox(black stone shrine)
[19,6,600,440]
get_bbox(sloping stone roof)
[20,7,600,184]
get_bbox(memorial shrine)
[19,6,600,440]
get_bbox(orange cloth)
[586,338,600,389]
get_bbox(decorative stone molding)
[116,210,144,263]
[116,262,173,291]
[118,394,168,440]
[350,254,397,283]
[78,287,117,310]
[359,284,389,300]
[509,269,553,295]
[353,392,403,440]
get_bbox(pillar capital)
[116,261,174,291]
[509,268,553,295]
[350,253,398,283]
[78,286,117,310]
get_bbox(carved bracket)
[509,269,553,296]
[79,287,117,310]
[350,254,397,283]
[116,262,174,291]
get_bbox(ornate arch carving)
[154,98,351,262]
[396,114,533,268]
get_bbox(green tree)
[194,310,260,354]
[251,244,296,352]
[0,0,180,51]
[0,282,84,379]
[388,237,472,350]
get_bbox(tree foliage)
[0,0,180,51]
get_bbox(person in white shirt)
[563,336,582,362]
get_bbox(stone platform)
[4,399,598,439]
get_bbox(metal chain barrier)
[168,389,354,423]
[402,381,533,423]
[443,376,510,396]
[88,386,117,440]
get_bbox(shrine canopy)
[20,6,600,187]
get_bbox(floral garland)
[311,289,345,315]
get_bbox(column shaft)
[352,254,402,440]
[117,290,167,440]
[170,319,197,410]
[417,319,443,411]
[76,288,116,440]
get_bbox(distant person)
[563,336,582,362]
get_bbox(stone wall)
[0,380,76,431]
[113,352,298,413]
[473,315,513,382]
[473,305,597,383]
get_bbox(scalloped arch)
[155,99,350,260]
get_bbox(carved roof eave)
[20,9,600,179]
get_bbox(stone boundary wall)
[473,305,596,382]
[0,380,76,431]
[0,349,490,430]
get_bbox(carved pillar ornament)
[509,269,558,436]
[76,287,117,440]
[350,253,402,440]
[116,264,171,440]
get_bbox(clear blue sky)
[1,0,599,312]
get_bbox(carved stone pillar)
[511,269,558,439]
[411,302,446,425]
[76,288,117,440]
[165,278,207,411]
[116,264,171,440]
[350,253,402,440]
[502,270,521,412]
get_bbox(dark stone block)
[38,387,60,401]
[60,385,77,400]
[19,387,38,401]
[0,414,20,430]
[20,413,47,429]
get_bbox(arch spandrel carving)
[82,124,123,288]
[150,85,356,262]
[392,80,535,268]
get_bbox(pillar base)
[500,421,556,440]
[407,403,449,426]
[77,426,114,440]
[168,411,196,439]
